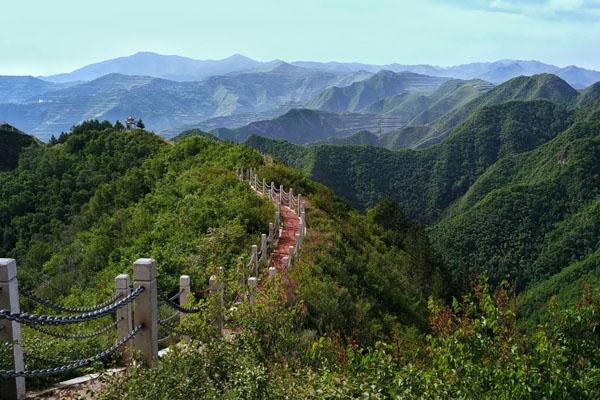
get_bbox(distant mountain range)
[1,52,600,142]
[0,63,369,140]
[38,52,600,89]
[205,74,596,149]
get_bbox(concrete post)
[262,179,266,195]
[133,258,158,366]
[295,233,301,250]
[289,245,295,259]
[179,275,191,306]
[268,267,277,277]
[0,259,25,400]
[247,277,257,305]
[260,234,267,262]
[251,245,258,277]
[115,274,132,364]
[296,194,301,215]
[268,223,274,243]
[282,256,290,269]
[209,275,223,333]
[270,181,275,201]
[275,211,280,229]
[301,211,306,235]
[289,188,294,208]
[279,185,283,204]
[254,173,258,190]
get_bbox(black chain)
[159,311,180,325]
[169,290,184,302]
[158,293,205,313]
[0,325,141,378]
[0,286,143,326]
[157,335,170,344]
[28,317,124,340]
[20,287,123,314]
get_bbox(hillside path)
[270,204,300,272]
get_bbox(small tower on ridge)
[126,116,136,130]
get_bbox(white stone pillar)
[0,259,25,400]
[247,277,258,305]
[295,233,301,250]
[289,188,294,208]
[251,245,258,277]
[133,258,158,366]
[279,185,283,204]
[115,274,132,364]
[260,234,267,262]
[268,267,277,277]
[179,275,191,306]
[282,256,290,269]
[297,194,301,215]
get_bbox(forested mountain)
[0,117,598,397]
[208,109,388,144]
[382,73,586,149]
[306,70,448,113]
[246,99,599,308]
[0,122,39,170]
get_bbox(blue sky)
[1,0,599,75]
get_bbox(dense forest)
[246,99,600,324]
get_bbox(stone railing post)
[275,211,280,229]
[296,194,301,215]
[180,275,191,306]
[254,173,258,190]
[115,274,133,364]
[301,211,306,235]
[268,223,274,242]
[282,256,290,269]
[295,233,301,250]
[270,181,275,201]
[209,275,223,333]
[247,277,257,305]
[268,267,277,278]
[279,185,283,204]
[133,258,158,366]
[260,234,267,262]
[0,259,26,400]
[251,245,258,277]
[262,179,266,195]
[289,188,294,208]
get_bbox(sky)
[1,0,599,76]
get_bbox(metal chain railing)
[0,286,143,326]
[20,287,123,314]
[27,317,124,340]
[0,325,141,378]
[158,293,205,314]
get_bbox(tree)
[48,135,58,145]
[136,119,145,129]
[114,120,125,131]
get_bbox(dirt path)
[270,204,300,272]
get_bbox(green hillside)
[306,70,448,113]
[0,121,447,387]
[1,120,598,398]
[248,100,573,221]
[378,74,581,150]
[0,123,39,170]
[247,99,599,310]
